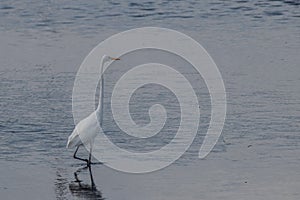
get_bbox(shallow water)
[0,0,300,199]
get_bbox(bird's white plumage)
[67,111,99,148]
[67,55,119,150]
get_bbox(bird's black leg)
[73,145,89,165]
[87,141,93,167]
[88,164,96,189]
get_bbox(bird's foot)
[86,161,103,167]
[86,160,91,167]
[89,161,103,165]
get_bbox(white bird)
[67,55,120,166]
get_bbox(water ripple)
[0,0,299,32]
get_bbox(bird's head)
[102,55,120,64]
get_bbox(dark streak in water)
[1,6,14,10]
[264,11,284,16]
[283,0,300,6]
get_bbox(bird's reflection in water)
[55,168,69,199]
[69,165,104,200]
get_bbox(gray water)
[0,0,300,199]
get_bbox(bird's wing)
[67,128,82,148]
[67,111,99,148]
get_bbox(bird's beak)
[111,57,120,60]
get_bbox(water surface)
[0,0,300,199]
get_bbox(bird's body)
[67,111,99,148]
[67,55,120,165]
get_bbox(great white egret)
[67,55,120,166]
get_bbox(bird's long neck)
[96,57,105,126]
